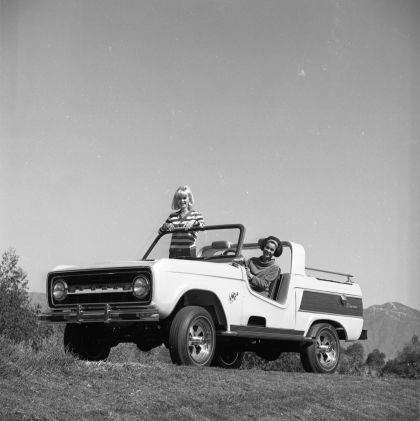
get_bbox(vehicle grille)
[47,267,152,307]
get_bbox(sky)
[1,0,419,309]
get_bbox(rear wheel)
[212,347,244,369]
[300,323,340,373]
[64,324,111,361]
[169,306,216,366]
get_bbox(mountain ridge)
[362,301,420,360]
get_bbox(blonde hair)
[171,185,195,210]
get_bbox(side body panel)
[240,275,296,330]
[152,258,364,340]
[293,275,364,340]
[151,259,246,326]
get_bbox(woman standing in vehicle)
[245,236,282,296]
[159,186,205,258]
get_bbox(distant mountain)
[362,302,420,360]
[29,291,48,310]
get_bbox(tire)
[212,347,244,369]
[300,323,340,374]
[169,306,216,366]
[64,324,111,361]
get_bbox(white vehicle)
[40,224,366,373]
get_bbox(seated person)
[245,236,282,297]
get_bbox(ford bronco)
[39,224,366,373]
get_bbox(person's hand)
[162,223,175,232]
[183,221,194,230]
[245,267,252,279]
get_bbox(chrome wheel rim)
[316,330,338,369]
[187,316,214,364]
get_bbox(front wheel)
[300,323,340,373]
[169,306,216,366]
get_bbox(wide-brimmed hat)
[258,236,283,257]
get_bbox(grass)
[0,335,418,421]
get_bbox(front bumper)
[39,303,159,324]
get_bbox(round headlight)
[132,276,150,298]
[52,279,68,302]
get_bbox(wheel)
[169,306,216,366]
[300,323,340,373]
[64,324,111,361]
[256,346,282,361]
[212,347,244,369]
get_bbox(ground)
[0,352,418,421]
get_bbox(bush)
[382,335,420,379]
[0,248,53,346]
[365,348,386,367]
[338,343,364,375]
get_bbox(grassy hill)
[0,339,418,421]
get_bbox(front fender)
[151,259,245,326]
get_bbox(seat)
[199,241,232,258]
[274,273,291,304]
[268,273,283,300]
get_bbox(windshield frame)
[142,224,246,261]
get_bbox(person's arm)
[249,276,268,292]
[184,211,205,230]
[195,211,205,227]
[245,261,268,292]
[248,265,280,292]
[159,215,175,233]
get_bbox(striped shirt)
[159,210,205,252]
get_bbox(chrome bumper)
[39,304,159,323]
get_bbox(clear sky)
[1,0,419,309]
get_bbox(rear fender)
[306,319,347,340]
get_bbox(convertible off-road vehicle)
[39,224,366,373]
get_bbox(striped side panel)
[299,291,363,318]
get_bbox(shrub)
[0,248,53,346]
[366,348,386,367]
[338,342,364,375]
[382,335,420,379]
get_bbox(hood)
[51,260,157,272]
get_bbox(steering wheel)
[221,249,236,257]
